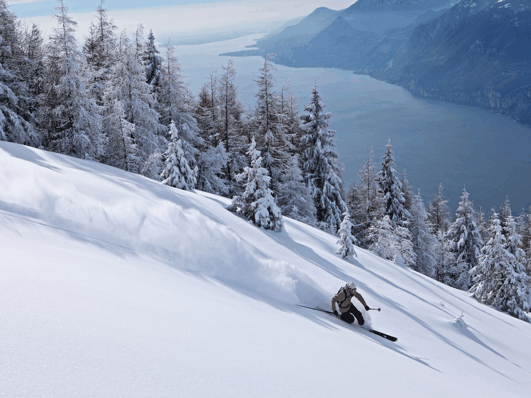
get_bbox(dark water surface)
[176,35,531,213]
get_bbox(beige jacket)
[331,285,368,314]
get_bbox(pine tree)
[252,54,290,194]
[144,30,162,87]
[161,121,197,191]
[19,22,45,120]
[368,215,398,262]
[277,155,316,225]
[157,40,201,161]
[196,143,228,195]
[104,30,164,169]
[40,0,104,159]
[400,169,414,216]
[443,188,484,290]
[0,0,40,146]
[410,190,437,277]
[82,0,117,106]
[105,99,139,173]
[280,80,302,155]
[217,59,246,195]
[470,212,530,321]
[337,212,357,259]
[347,148,382,247]
[300,85,346,233]
[196,70,219,146]
[231,138,283,231]
[378,139,410,228]
[427,183,450,234]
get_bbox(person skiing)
[331,282,370,325]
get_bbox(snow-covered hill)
[1,141,530,397]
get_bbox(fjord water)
[176,35,531,212]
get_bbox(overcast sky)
[9,0,357,41]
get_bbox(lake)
[175,34,531,213]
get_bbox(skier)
[331,282,370,325]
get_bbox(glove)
[333,310,339,316]
[364,305,370,311]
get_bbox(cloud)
[21,0,355,41]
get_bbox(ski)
[369,330,397,342]
[296,305,397,342]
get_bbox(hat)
[347,281,356,291]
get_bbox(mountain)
[1,141,531,396]
[348,0,454,11]
[377,0,531,124]
[226,0,531,126]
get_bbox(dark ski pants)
[340,304,364,325]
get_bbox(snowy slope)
[1,141,530,398]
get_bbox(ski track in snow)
[1,141,530,397]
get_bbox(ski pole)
[368,308,381,311]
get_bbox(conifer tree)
[40,0,104,159]
[300,85,346,233]
[428,183,451,234]
[20,22,45,120]
[337,212,357,259]
[231,138,283,231]
[104,30,164,171]
[368,215,398,262]
[277,155,316,225]
[161,121,197,191]
[400,169,414,216]
[470,212,530,321]
[105,100,139,173]
[347,148,382,247]
[443,188,483,290]
[252,54,290,193]
[410,191,437,277]
[0,0,40,146]
[144,30,162,88]
[378,139,410,228]
[82,0,117,106]
[195,143,228,194]
[217,59,246,195]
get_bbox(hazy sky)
[10,0,357,41]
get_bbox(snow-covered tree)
[279,80,302,154]
[470,212,530,321]
[217,59,246,195]
[82,0,117,106]
[157,40,201,159]
[337,212,357,259]
[19,22,45,120]
[105,99,139,173]
[400,169,414,215]
[277,155,316,225]
[347,148,382,247]
[410,190,437,277]
[378,139,410,228]
[443,188,483,290]
[428,183,451,234]
[196,70,219,147]
[160,121,197,191]
[231,138,283,231]
[0,0,40,146]
[40,0,104,159]
[368,215,398,262]
[144,30,162,87]
[196,143,228,195]
[104,30,164,168]
[300,85,346,233]
[252,54,290,194]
